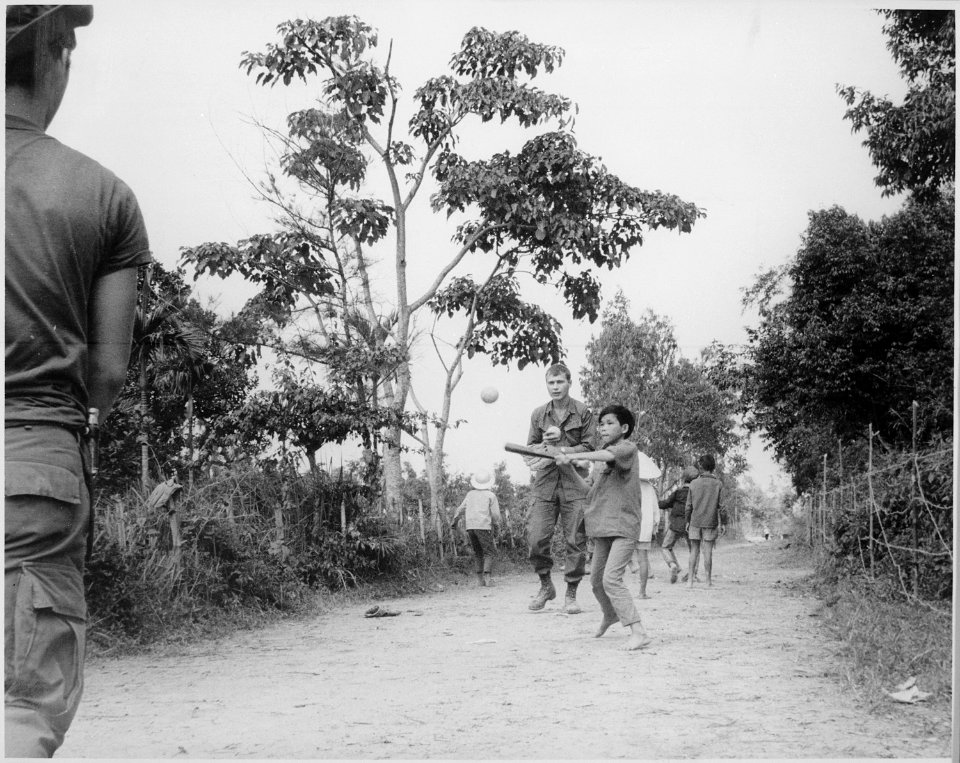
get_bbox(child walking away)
[684,454,728,588]
[451,470,501,587]
[658,466,699,583]
[555,405,660,651]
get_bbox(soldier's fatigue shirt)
[526,397,596,500]
[5,112,152,431]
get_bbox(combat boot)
[563,581,582,614]
[528,574,556,611]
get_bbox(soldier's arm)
[526,409,542,447]
[86,267,140,419]
[570,406,597,453]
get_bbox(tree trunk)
[379,375,405,519]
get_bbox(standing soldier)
[6,6,152,756]
[525,363,597,613]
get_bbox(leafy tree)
[838,10,955,200]
[580,291,743,482]
[213,366,411,474]
[184,17,704,526]
[97,265,258,494]
[740,194,954,491]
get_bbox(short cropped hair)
[6,14,77,91]
[598,404,635,438]
[696,454,716,472]
[545,362,571,381]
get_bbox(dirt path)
[58,541,949,759]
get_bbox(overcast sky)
[51,0,911,491]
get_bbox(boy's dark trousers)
[467,529,496,573]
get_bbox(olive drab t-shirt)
[5,113,152,429]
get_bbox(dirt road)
[58,541,950,759]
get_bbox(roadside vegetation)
[85,12,952,728]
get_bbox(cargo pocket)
[6,562,86,725]
[4,461,82,505]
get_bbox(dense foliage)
[580,291,745,476]
[97,265,258,494]
[741,9,955,494]
[838,9,955,200]
[740,194,954,492]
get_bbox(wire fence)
[799,403,953,616]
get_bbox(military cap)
[6,5,93,59]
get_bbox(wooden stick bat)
[503,442,557,459]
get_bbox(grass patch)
[86,555,526,660]
[808,549,952,727]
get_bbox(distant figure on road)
[658,466,699,583]
[5,5,151,756]
[556,404,659,651]
[524,363,596,614]
[684,455,728,588]
[450,470,501,587]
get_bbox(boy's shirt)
[455,489,500,530]
[585,440,641,539]
[684,473,725,528]
[659,484,691,532]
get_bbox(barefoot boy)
[684,454,727,588]
[555,404,660,651]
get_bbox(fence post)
[911,400,919,597]
[417,499,426,545]
[821,453,828,546]
[868,424,875,578]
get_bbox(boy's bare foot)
[625,633,652,651]
[638,593,650,599]
[594,616,618,638]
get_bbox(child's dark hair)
[696,454,716,472]
[598,404,635,438]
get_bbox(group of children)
[451,403,727,652]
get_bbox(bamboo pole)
[417,499,426,545]
[911,400,919,596]
[821,454,828,546]
[169,505,182,575]
[868,425,875,578]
